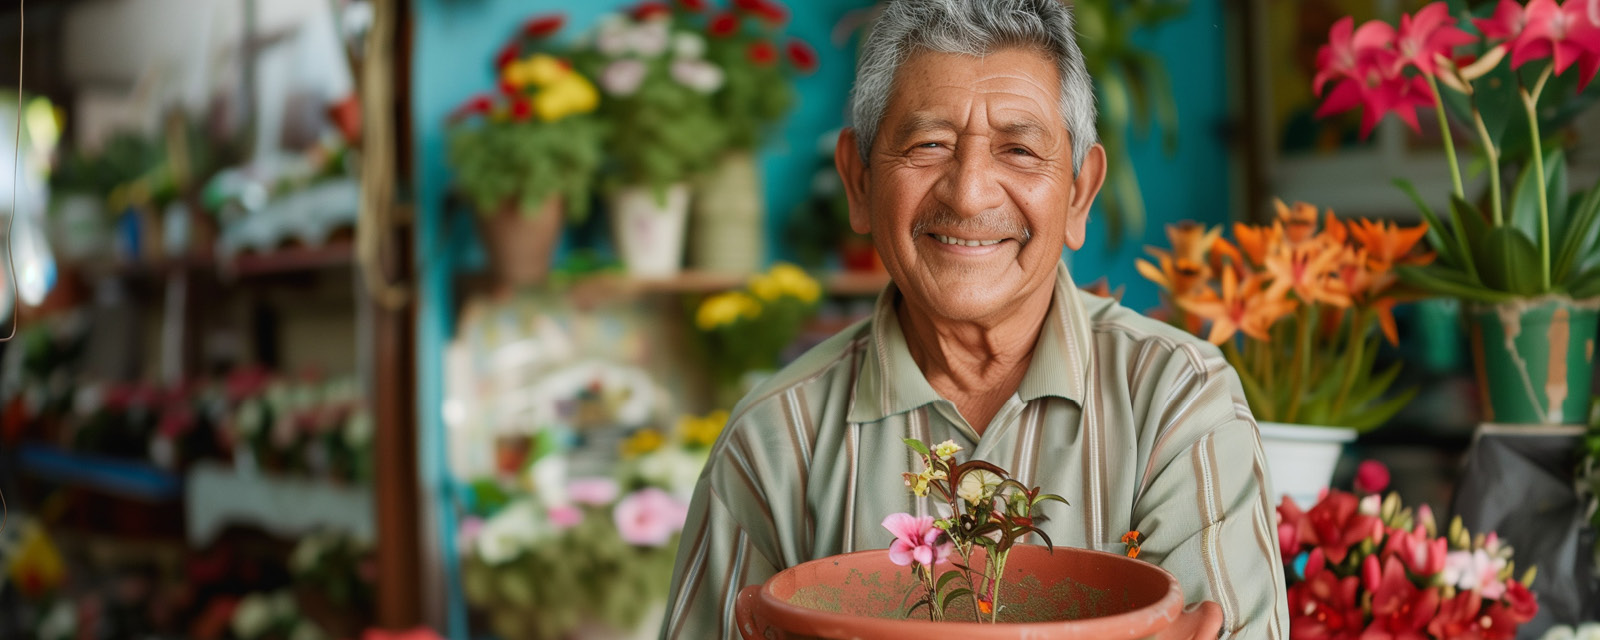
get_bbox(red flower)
[676,0,709,11]
[1511,0,1600,78]
[734,0,788,25]
[1354,460,1390,494]
[499,79,518,96]
[1317,71,1436,138]
[1313,16,1397,96]
[1302,490,1382,564]
[522,14,565,38]
[495,42,520,70]
[449,94,495,121]
[786,39,818,73]
[748,40,779,66]
[1474,0,1529,43]
[1393,2,1476,76]
[1287,570,1363,640]
[1381,527,1447,578]
[1500,578,1539,624]
[708,12,740,37]
[1364,556,1440,639]
[511,97,533,121]
[1426,592,1485,640]
[632,1,673,21]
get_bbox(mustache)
[910,208,1033,245]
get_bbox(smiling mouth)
[930,233,1007,247]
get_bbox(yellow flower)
[677,410,729,448]
[533,73,600,122]
[8,523,64,599]
[902,467,947,498]
[696,292,762,331]
[621,429,664,458]
[932,439,962,460]
[750,263,821,303]
[522,54,569,87]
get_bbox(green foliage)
[462,512,679,640]
[598,66,725,197]
[1073,0,1190,245]
[448,115,606,220]
[697,9,810,151]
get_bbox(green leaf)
[1555,185,1600,284]
[1342,361,1404,416]
[1547,151,1570,241]
[1396,264,1515,304]
[1346,387,1420,433]
[902,438,931,456]
[1567,265,1600,299]
[1479,226,1545,295]
[1394,178,1463,270]
[940,588,972,614]
[936,570,964,594]
[1451,196,1490,281]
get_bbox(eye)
[916,142,943,149]
[1006,147,1034,156]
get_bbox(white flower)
[236,399,265,437]
[596,17,631,57]
[600,59,647,96]
[528,455,569,507]
[231,594,274,640]
[290,535,324,574]
[1543,626,1578,640]
[672,32,706,59]
[1577,623,1600,640]
[476,500,548,565]
[343,409,372,448]
[636,447,708,500]
[1358,494,1381,517]
[37,600,75,640]
[671,59,724,93]
[956,469,1002,506]
[632,20,671,57]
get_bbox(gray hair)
[848,0,1098,174]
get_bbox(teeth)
[932,234,1002,247]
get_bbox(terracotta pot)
[479,197,563,287]
[736,545,1222,640]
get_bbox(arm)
[658,481,780,640]
[1129,343,1290,640]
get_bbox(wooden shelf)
[573,269,890,297]
[68,239,355,282]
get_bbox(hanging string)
[2,0,22,343]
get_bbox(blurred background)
[0,0,1595,638]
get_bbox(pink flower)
[1394,3,1477,76]
[1355,460,1391,494]
[881,513,952,567]
[568,477,620,506]
[548,505,583,530]
[1382,528,1448,578]
[457,517,485,554]
[1512,0,1600,84]
[1442,549,1507,598]
[612,488,687,547]
[1313,16,1398,96]
[1475,0,1530,43]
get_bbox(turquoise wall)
[413,0,1231,634]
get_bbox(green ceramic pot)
[1469,297,1600,424]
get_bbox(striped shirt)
[660,261,1289,639]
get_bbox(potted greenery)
[1139,203,1434,504]
[447,14,604,288]
[1311,0,1600,424]
[676,0,818,274]
[576,3,727,278]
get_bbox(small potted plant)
[1138,203,1434,505]
[680,0,819,274]
[692,262,821,407]
[575,3,728,277]
[1310,0,1600,424]
[447,14,604,288]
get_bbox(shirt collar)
[847,260,1094,423]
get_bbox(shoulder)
[708,317,871,454]
[1080,293,1232,385]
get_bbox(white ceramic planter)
[1257,422,1357,508]
[611,183,691,278]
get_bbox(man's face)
[837,48,1105,323]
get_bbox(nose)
[935,143,1007,218]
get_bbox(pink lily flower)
[1395,2,1477,75]
[1475,0,1531,43]
[1511,0,1600,82]
[881,513,952,567]
[1314,17,1398,95]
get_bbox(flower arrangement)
[1278,462,1540,639]
[458,410,724,640]
[1137,202,1434,429]
[447,14,605,219]
[882,438,1068,623]
[227,373,372,483]
[573,3,728,198]
[228,590,327,640]
[693,262,821,403]
[1310,0,1600,303]
[677,0,818,152]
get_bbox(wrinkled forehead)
[879,47,1066,135]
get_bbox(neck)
[896,282,1055,435]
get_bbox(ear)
[835,128,872,235]
[1063,143,1107,251]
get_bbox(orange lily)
[1337,247,1406,345]
[1178,268,1298,345]
[1321,210,1348,246]
[1275,199,1322,246]
[1348,218,1435,269]
[1136,253,1210,297]
[1233,222,1281,266]
[1264,241,1353,308]
[1166,221,1224,265]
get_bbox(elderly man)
[660,0,1289,637]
